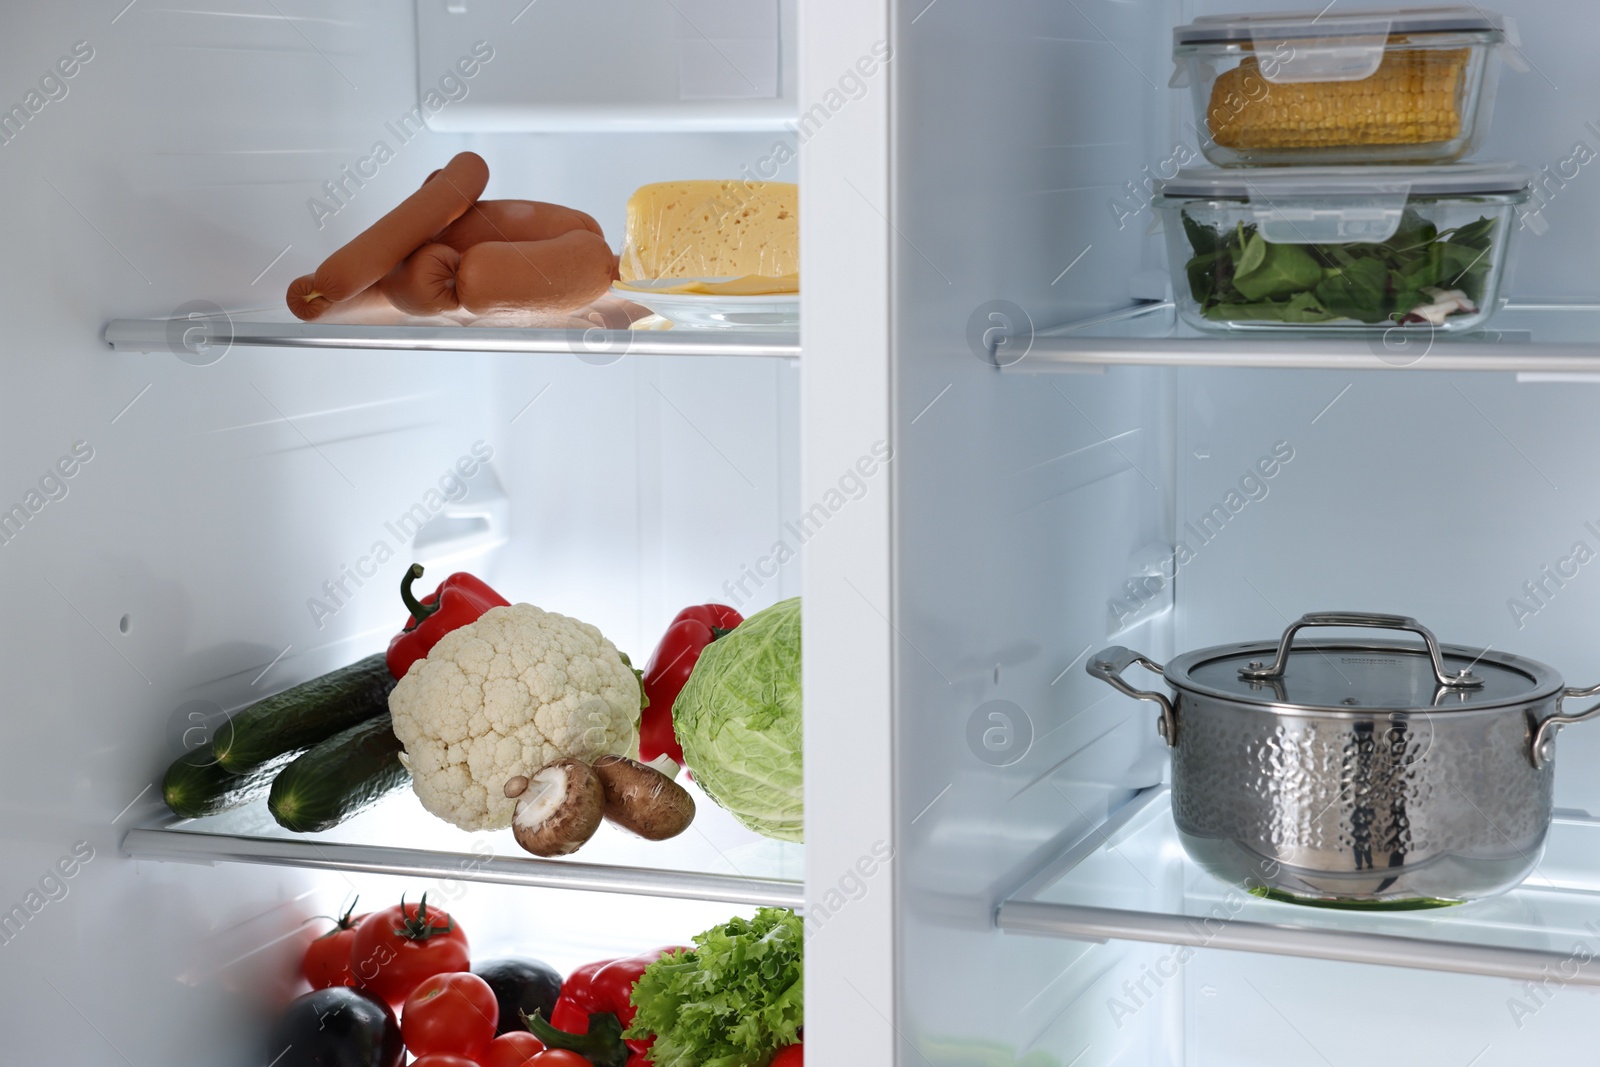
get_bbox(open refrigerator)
[6,0,1600,1065]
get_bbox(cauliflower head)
[389,603,641,831]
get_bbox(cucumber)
[213,653,396,774]
[268,714,410,833]
[162,747,299,819]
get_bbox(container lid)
[1165,614,1561,713]
[1174,6,1504,46]
[1155,163,1534,200]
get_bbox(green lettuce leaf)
[627,908,805,1067]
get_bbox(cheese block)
[618,180,798,294]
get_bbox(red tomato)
[408,1056,480,1067]
[529,1052,590,1067]
[348,893,469,1006]
[300,901,367,989]
[482,1032,548,1067]
[770,1044,804,1067]
[402,971,499,1060]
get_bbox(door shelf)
[998,787,1600,987]
[123,781,802,908]
[103,316,799,359]
[1005,302,1600,373]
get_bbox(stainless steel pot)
[1088,612,1600,907]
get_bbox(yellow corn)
[1208,48,1467,149]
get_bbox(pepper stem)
[400,564,442,629]
[522,1010,631,1067]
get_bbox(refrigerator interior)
[890,0,1600,1064]
[1,2,798,1064]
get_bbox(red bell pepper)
[386,564,510,679]
[638,605,743,766]
[523,948,679,1067]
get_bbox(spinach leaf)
[1232,234,1324,301]
[1182,214,1220,257]
[1315,257,1390,322]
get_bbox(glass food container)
[1172,6,1510,167]
[1152,163,1532,333]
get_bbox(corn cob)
[1208,48,1468,149]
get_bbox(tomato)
[408,1056,480,1067]
[770,1043,804,1067]
[348,893,470,1006]
[529,1052,591,1067]
[402,971,499,1060]
[482,1032,548,1067]
[301,900,368,989]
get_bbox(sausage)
[285,274,402,322]
[455,231,615,315]
[433,200,604,252]
[307,151,489,306]
[379,243,462,317]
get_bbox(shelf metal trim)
[104,319,800,359]
[1007,302,1600,373]
[997,899,1599,986]
[122,826,803,909]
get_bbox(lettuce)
[627,908,804,1067]
[673,597,803,842]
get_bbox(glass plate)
[611,284,799,331]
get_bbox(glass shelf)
[103,315,799,359]
[1005,302,1600,373]
[123,778,802,908]
[997,787,1600,986]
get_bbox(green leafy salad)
[1181,208,1497,326]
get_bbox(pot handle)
[1087,646,1177,746]
[1531,683,1600,769]
[1237,611,1485,689]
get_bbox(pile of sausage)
[286,152,617,322]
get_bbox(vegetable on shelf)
[627,908,805,1067]
[472,958,564,1038]
[268,987,403,1067]
[593,754,694,841]
[211,653,397,774]
[482,1032,548,1067]
[161,746,296,819]
[387,602,641,832]
[268,713,410,833]
[506,759,606,857]
[539,948,680,1067]
[1180,209,1498,326]
[386,563,509,680]
[348,893,469,1007]
[302,897,368,990]
[401,971,500,1061]
[770,1043,805,1067]
[673,596,803,842]
[638,603,743,768]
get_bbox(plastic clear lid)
[1155,163,1533,200]
[1173,6,1505,45]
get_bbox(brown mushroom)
[592,754,696,841]
[507,759,605,857]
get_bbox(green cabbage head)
[674,596,802,842]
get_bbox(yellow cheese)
[618,180,798,294]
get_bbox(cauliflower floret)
[389,603,640,831]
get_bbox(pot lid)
[1166,613,1562,712]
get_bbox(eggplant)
[267,988,402,1067]
[472,957,564,1036]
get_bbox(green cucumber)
[268,714,410,833]
[162,747,299,819]
[213,653,396,774]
